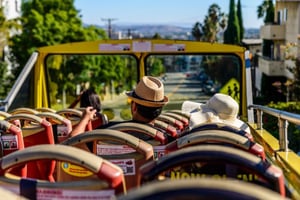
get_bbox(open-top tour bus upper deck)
[1,39,300,199]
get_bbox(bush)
[265,102,300,153]
[120,108,131,120]
[103,108,115,120]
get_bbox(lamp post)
[284,80,293,102]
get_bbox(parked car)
[185,66,199,79]
[202,80,220,95]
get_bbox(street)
[163,72,210,105]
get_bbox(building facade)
[0,0,21,72]
[257,0,300,101]
[1,0,21,20]
[259,0,300,78]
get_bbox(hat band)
[132,91,164,103]
[218,113,237,121]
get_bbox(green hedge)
[264,102,300,153]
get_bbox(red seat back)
[0,120,26,177]
[5,114,55,181]
[56,108,92,131]
[62,129,154,190]
[36,112,72,143]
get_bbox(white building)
[0,0,21,72]
[1,0,21,20]
[259,0,300,79]
[257,0,300,101]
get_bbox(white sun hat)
[182,93,250,133]
[182,100,221,129]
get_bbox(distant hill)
[85,23,260,39]
[86,23,191,37]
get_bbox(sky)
[74,0,264,29]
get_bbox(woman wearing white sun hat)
[182,93,250,133]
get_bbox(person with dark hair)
[70,76,168,138]
[80,89,101,112]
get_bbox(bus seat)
[0,120,26,177]
[108,122,168,159]
[0,111,21,127]
[91,112,109,129]
[35,107,56,113]
[165,130,266,160]
[138,145,286,197]
[56,108,92,131]
[36,112,72,143]
[161,112,189,129]
[153,120,178,139]
[61,129,153,190]
[5,114,55,182]
[0,111,12,120]
[0,144,126,198]
[108,122,167,145]
[190,122,254,141]
[164,109,191,120]
[9,107,39,115]
[156,115,184,133]
[116,178,287,200]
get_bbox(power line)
[101,18,117,39]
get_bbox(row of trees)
[191,0,274,45]
[0,0,296,105]
[191,0,244,45]
[10,0,107,76]
[0,0,108,99]
[0,0,168,102]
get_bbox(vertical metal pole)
[256,109,263,130]
[278,118,289,151]
[245,50,254,123]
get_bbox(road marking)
[166,77,185,98]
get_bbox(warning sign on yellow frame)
[219,78,240,102]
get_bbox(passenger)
[182,93,250,133]
[68,88,101,112]
[80,88,101,112]
[79,88,108,130]
[70,76,169,138]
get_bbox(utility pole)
[101,18,117,39]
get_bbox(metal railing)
[249,104,300,152]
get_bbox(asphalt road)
[163,72,209,104]
[102,72,210,120]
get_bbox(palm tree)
[257,0,274,24]
[202,4,227,42]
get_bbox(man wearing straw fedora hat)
[70,76,169,138]
[125,76,169,123]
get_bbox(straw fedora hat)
[182,93,250,132]
[126,76,169,107]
